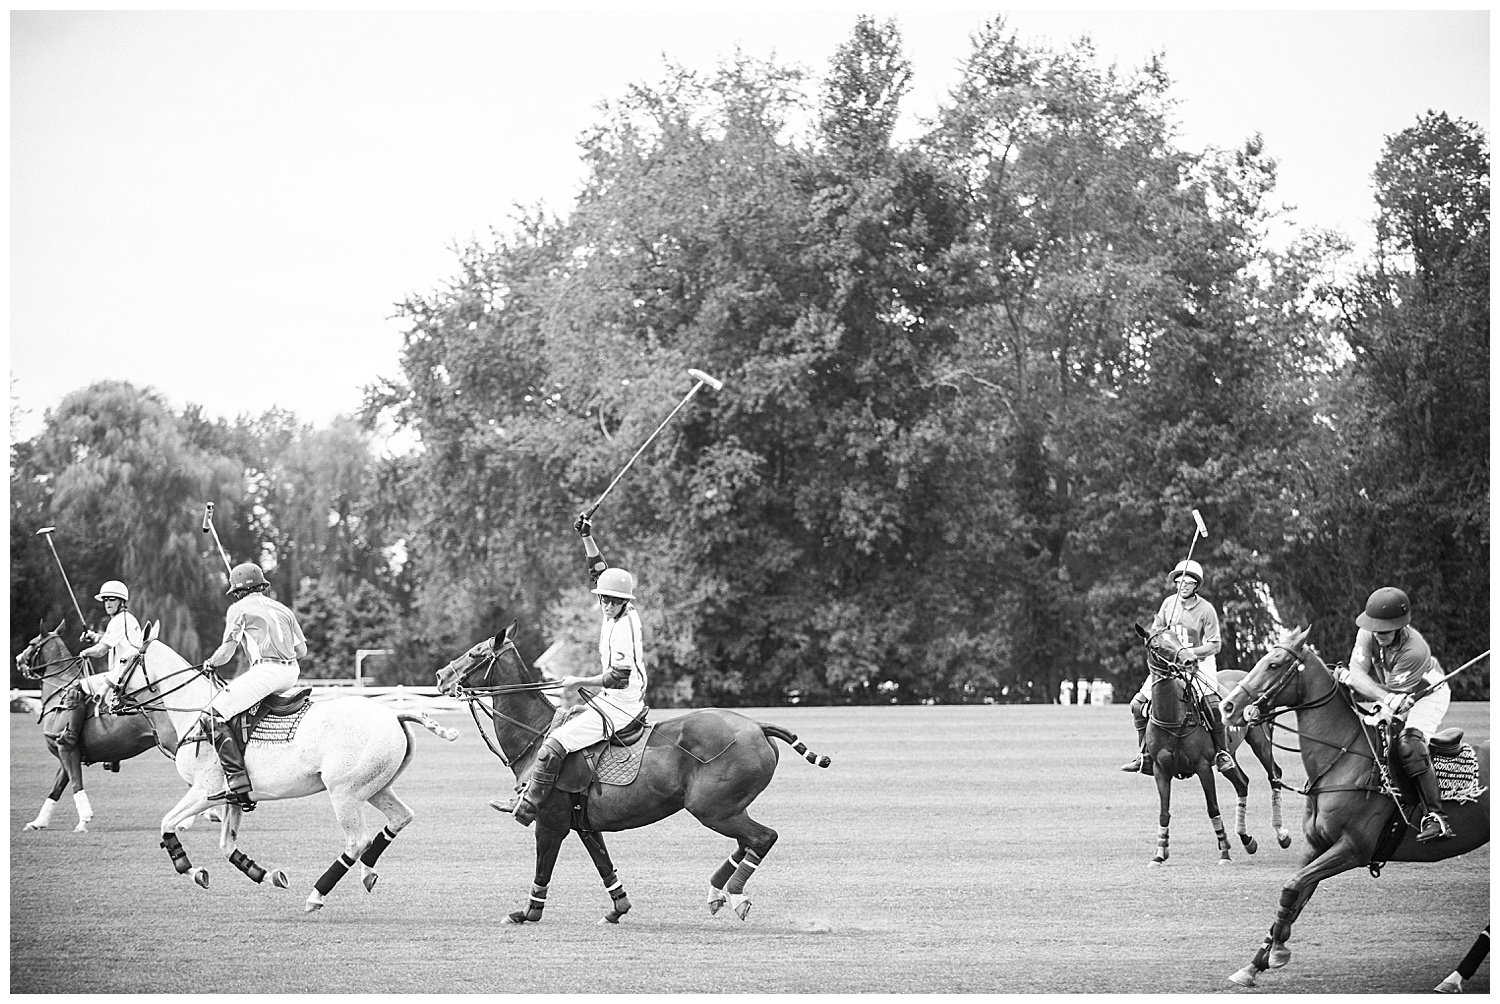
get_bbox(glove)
[1380,692,1413,720]
[80,630,99,645]
[574,513,593,538]
[1331,664,1351,686]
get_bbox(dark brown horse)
[1135,625,1292,866]
[1220,625,1490,988]
[14,622,171,832]
[435,622,831,925]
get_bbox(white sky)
[8,7,1491,442]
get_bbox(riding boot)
[1119,701,1152,774]
[512,738,565,827]
[1205,703,1235,773]
[1397,729,1453,842]
[202,711,255,812]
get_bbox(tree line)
[10,17,1488,702]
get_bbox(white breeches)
[548,696,645,752]
[209,661,299,717]
[1403,683,1451,740]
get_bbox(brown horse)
[14,622,171,832]
[1135,624,1291,865]
[435,622,831,925]
[1220,625,1490,988]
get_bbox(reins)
[443,643,560,767]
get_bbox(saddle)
[232,688,313,745]
[1375,725,1482,807]
[554,712,653,794]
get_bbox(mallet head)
[687,368,724,392]
[202,502,214,533]
[35,526,56,537]
[1192,509,1208,538]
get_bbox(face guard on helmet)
[591,567,636,601]
[1356,586,1411,632]
[95,580,130,603]
[1168,559,1204,586]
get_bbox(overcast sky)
[8,8,1491,443]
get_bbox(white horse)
[113,625,459,912]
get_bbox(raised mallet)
[580,368,725,522]
[35,526,89,628]
[201,502,233,577]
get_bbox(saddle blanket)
[245,705,310,746]
[590,724,655,786]
[1434,745,1486,804]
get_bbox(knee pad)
[537,737,567,768]
[1396,728,1431,772]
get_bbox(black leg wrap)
[160,831,193,875]
[229,848,267,883]
[359,826,398,867]
[314,853,356,897]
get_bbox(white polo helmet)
[95,580,130,602]
[591,568,636,601]
[1168,560,1204,585]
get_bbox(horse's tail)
[760,724,831,768]
[397,710,460,744]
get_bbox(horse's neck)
[37,642,83,701]
[1150,672,1185,718]
[489,691,557,772]
[144,649,219,738]
[1292,653,1365,773]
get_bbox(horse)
[1220,624,1490,988]
[1133,624,1292,866]
[1436,924,1489,993]
[14,622,169,832]
[111,623,461,912]
[435,622,832,925]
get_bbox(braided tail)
[760,724,832,768]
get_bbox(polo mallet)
[35,526,89,629]
[578,367,725,523]
[1164,508,1210,653]
[201,502,234,579]
[1413,649,1490,700]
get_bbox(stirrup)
[209,787,256,812]
[1417,812,1454,843]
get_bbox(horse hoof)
[1217,857,1231,866]
[1240,835,1259,854]
[23,821,46,831]
[733,899,752,921]
[1435,974,1463,994]
[192,868,210,889]
[1277,832,1292,849]
[73,822,88,833]
[362,871,379,893]
[707,888,727,915]
[1268,946,1291,969]
[1227,966,1258,987]
[599,913,621,925]
[271,870,289,888]
[304,893,325,913]
[1148,860,1163,868]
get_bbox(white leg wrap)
[74,791,94,822]
[25,798,59,830]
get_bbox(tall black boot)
[1204,701,1234,773]
[202,711,254,811]
[512,738,564,826]
[1398,728,1453,842]
[1120,699,1152,773]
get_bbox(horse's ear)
[1292,624,1311,647]
[1133,622,1149,640]
[142,620,160,643]
[502,621,517,643]
[52,619,65,635]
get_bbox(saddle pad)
[247,705,310,746]
[1434,744,1486,804]
[592,724,655,786]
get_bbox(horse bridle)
[109,639,217,716]
[1233,641,1339,721]
[441,636,558,767]
[17,632,86,682]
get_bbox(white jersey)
[97,611,144,681]
[598,605,647,708]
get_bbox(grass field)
[8,702,1490,994]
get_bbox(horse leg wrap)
[710,848,747,890]
[73,790,93,822]
[229,848,267,883]
[314,853,356,897]
[160,831,193,875]
[724,849,762,895]
[1270,886,1299,942]
[602,874,632,922]
[359,826,399,868]
[512,882,548,923]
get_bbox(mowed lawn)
[9,702,1490,994]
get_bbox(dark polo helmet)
[226,562,269,595]
[1356,586,1411,632]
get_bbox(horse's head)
[1136,622,1195,681]
[16,620,71,680]
[436,621,524,695]
[110,621,196,712]
[1221,624,1315,727]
